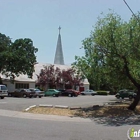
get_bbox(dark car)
[115,89,137,99]
[8,89,36,98]
[58,89,79,97]
[29,88,44,98]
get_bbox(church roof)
[0,63,71,82]
[0,63,89,85]
[32,63,71,80]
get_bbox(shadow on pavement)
[73,104,140,126]
[92,115,140,126]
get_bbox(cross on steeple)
[58,26,61,34]
[54,26,64,65]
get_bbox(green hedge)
[96,91,109,95]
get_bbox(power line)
[123,0,139,21]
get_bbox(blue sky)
[0,0,140,65]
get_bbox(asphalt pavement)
[0,111,140,140]
[0,95,140,140]
[0,95,116,111]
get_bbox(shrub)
[96,91,109,95]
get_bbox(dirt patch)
[26,107,77,117]
[25,104,140,118]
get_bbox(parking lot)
[0,95,116,111]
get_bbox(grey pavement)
[0,95,117,111]
[0,95,140,140]
[0,109,140,140]
[0,109,91,122]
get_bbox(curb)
[25,105,36,111]
[54,105,69,109]
[39,104,53,107]
[25,104,70,111]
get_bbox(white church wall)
[3,81,15,92]
[2,80,35,92]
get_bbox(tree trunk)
[128,90,140,111]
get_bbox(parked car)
[0,85,8,99]
[44,89,60,97]
[115,89,137,99]
[29,88,44,98]
[8,89,36,98]
[58,89,79,97]
[80,89,97,96]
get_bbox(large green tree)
[73,12,140,110]
[0,33,38,80]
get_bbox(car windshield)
[54,89,59,92]
[35,89,40,92]
[1,85,7,90]
[26,89,31,92]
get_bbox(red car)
[58,89,80,97]
[68,89,80,96]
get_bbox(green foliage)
[96,91,109,95]
[73,11,140,92]
[0,33,38,79]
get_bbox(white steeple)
[54,26,64,65]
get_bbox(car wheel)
[23,94,27,98]
[52,94,56,97]
[1,97,4,99]
[68,93,72,97]
[129,96,133,99]
[116,95,120,99]
[8,93,12,97]
[39,96,42,98]
[91,94,95,96]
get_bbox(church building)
[1,27,89,92]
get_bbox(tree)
[0,33,38,79]
[36,65,57,89]
[60,68,83,89]
[36,64,83,90]
[73,11,140,110]
[0,33,12,73]
[72,42,105,90]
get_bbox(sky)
[0,0,140,65]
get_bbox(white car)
[29,88,44,98]
[0,85,8,99]
[80,89,97,96]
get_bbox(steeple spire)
[58,26,61,34]
[54,26,64,65]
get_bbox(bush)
[96,91,109,95]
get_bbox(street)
[0,95,140,140]
[0,114,140,140]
